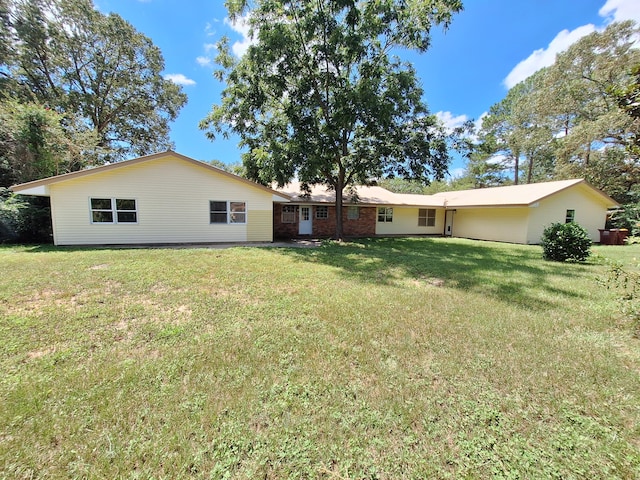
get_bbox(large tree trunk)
[335,168,345,241]
[514,151,520,185]
[527,152,534,184]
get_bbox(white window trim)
[210,200,247,225]
[89,197,138,224]
[418,208,436,227]
[377,207,393,223]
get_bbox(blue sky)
[95,0,640,178]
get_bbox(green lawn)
[1,238,639,479]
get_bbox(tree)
[201,0,462,239]
[536,21,639,170]
[472,21,640,194]
[609,63,640,157]
[3,0,187,162]
[0,99,98,186]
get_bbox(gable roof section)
[276,182,444,207]
[431,179,618,208]
[10,151,292,202]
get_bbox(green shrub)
[540,222,591,262]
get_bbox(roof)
[276,178,618,209]
[276,182,444,207]
[431,178,618,208]
[10,151,291,202]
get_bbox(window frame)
[90,197,138,224]
[418,208,436,227]
[210,200,247,225]
[377,207,393,223]
[281,205,297,224]
[347,205,359,220]
[565,209,576,223]
[315,205,329,219]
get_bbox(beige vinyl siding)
[247,210,273,242]
[50,155,274,245]
[375,207,444,235]
[527,184,609,244]
[452,207,530,244]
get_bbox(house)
[10,151,290,245]
[274,179,618,244]
[430,179,618,244]
[11,151,617,246]
[273,183,446,239]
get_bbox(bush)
[540,222,591,262]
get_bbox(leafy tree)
[609,63,640,157]
[3,0,187,162]
[0,99,98,186]
[536,21,639,170]
[471,21,640,194]
[202,0,462,239]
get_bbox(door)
[299,206,312,235]
[444,210,454,236]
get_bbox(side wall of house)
[375,207,444,236]
[526,185,609,244]
[50,155,274,245]
[451,207,530,244]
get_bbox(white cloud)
[224,14,255,57]
[196,56,211,67]
[504,24,596,89]
[164,73,196,86]
[599,0,640,23]
[503,0,640,89]
[436,111,468,133]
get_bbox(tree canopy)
[1,0,187,169]
[467,21,640,202]
[201,0,463,239]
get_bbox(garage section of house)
[10,151,290,246]
[433,179,618,244]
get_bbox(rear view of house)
[11,151,617,246]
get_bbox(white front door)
[299,206,312,235]
[444,210,454,236]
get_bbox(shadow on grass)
[274,237,592,311]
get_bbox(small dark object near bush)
[541,222,591,262]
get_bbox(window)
[316,205,328,219]
[418,208,436,227]
[90,198,137,224]
[347,206,359,220]
[210,201,247,224]
[282,205,296,223]
[565,209,575,223]
[378,207,393,223]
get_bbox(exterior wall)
[50,155,275,245]
[273,204,376,238]
[375,207,444,236]
[526,184,609,244]
[451,207,530,244]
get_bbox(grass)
[1,237,639,479]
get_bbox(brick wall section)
[273,204,376,239]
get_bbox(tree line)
[460,21,640,207]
